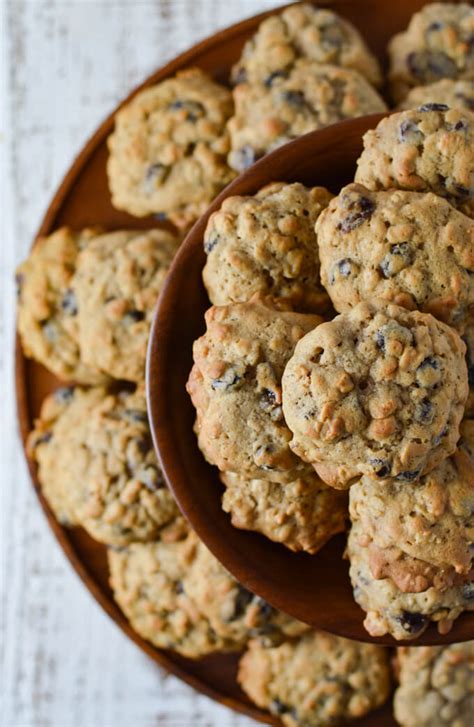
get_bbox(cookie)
[108,532,238,657]
[27,386,105,526]
[184,540,308,647]
[228,62,387,172]
[355,106,474,218]
[221,471,347,555]
[75,228,180,382]
[231,3,382,87]
[349,439,474,589]
[463,321,474,417]
[388,3,474,103]
[348,520,474,640]
[394,642,474,727]
[238,631,391,727]
[107,68,235,227]
[28,386,183,546]
[202,182,333,313]
[316,183,474,331]
[398,79,474,112]
[282,301,469,488]
[187,297,322,482]
[16,227,106,383]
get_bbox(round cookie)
[187,297,322,482]
[238,631,391,727]
[107,68,235,226]
[231,3,382,87]
[27,386,105,526]
[282,301,469,488]
[228,62,387,172]
[398,79,474,112]
[348,520,474,641]
[355,106,474,218]
[184,541,308,647]
[16,227,106,383]
[221,471,347,555]
[108,532,238,657]
[388,3,474,103]
[349,441,474,586]
[29,386,183,545]
[463,321,474,417]
[316,183,474,331]
[71,387,183,545]
[75,228,180,382]
[394,642,474,727]
[202,182,333,313]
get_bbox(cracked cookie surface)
[29,386,183,546]
[394,641,474,727]
[107,68,235,226]
[348,519,474,641]
[108,532,238,657]
[238,630,391,727]
[187,297,322,482]
[202,182,333,313]
[231,3,381,87]
[16,227,105,383]
[228,62,386,172]
[349,431,474,592]
[316,183,474,331]
[282,301,468,488]
[221,471,347,555]
[75,228,180,382]
[355,106,474,218]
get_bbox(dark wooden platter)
[17,1,467,724]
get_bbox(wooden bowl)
[17,2,466,725]
[148,113,474,648]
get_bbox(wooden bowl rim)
[147,115,474,648]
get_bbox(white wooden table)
[0,2,285,725]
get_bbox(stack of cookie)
[189,23,474,646]
[227,3,387,172]
[16,1,474,724]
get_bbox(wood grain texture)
[1,2,283,726]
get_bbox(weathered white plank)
[0,2,286,725]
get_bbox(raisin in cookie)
[231,3,382,87]
[187,297,322,482]
[348,520,474,641]
[316,183,474,331]
[282,301,468,488]
[355,106,474,218]
[29,386,182,545]
[202,182,333,313]
[388,3,474,103]
[75,228,180,382]
[238,631,391,727]
[108,532,238,657]
[184,541,308,648]
[221,471,347,555]
[394,642,474,727]
[107,68,235,227]
[27,386,105,526]
[228,62,387,172]
[398,79,474,112]
[16,227,105,383]
[349,441,474,591]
